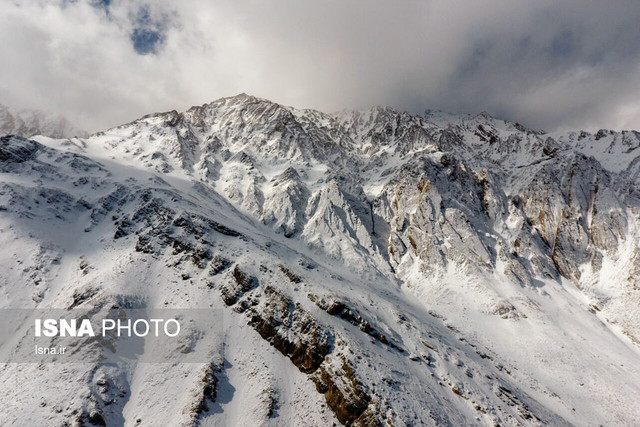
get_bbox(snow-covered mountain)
[0,103,86,139]
[1,94,639,426]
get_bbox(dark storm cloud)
[428,1,640,131]
[1,0,640,132]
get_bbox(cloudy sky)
[2,0,640,133]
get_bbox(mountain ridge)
[0,103,87,139]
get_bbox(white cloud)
[1,0,640,132]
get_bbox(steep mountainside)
[0,103,86,139]
[1,94,639,426]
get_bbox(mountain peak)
[0,103,87,139]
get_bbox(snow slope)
[0,94,639,426]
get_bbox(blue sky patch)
[92,0,110,9]
[128,4,170,55]
[131,27,165,55]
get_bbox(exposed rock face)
[1,95,640,426]
[220,265,257,306]
[243,285,332,373]
[313,358,373,426]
